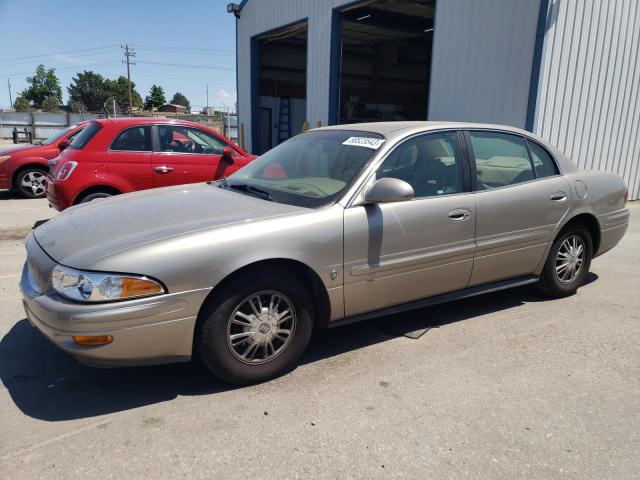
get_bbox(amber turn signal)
[121,277,163,298]
[72,335,113,346]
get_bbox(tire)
[197,267,313,385]
[15,168,47,198]
[79,192,114,204]
[538,225,593,298]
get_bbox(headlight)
[51,265,165,302]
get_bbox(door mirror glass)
[363,177,414,204]
[58,139,71,151]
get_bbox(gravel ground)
[0,201,638,479]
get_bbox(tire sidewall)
[197,270,313,385]
[16,168,47,198]
[80,192,113,203]
[543,227,593,296]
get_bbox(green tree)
[145,84,166,110]
[69,99,87,113]
[13,95,32,112]
[20,64,62,108]
[42,95,60,112]
[67,71,108,111]
[104,76,143,113]
[170,92,191,112]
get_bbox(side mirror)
[222,146,233,160]
[363,178,414,204]
[58,139,71,151]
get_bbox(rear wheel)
[539,226,593,297]
[197,268,313,385]
[78,191,114,204]
[15,168,47,198]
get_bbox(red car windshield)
[41,125,77,145]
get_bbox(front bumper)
[20,258,211,368]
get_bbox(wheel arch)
[558,212,601,255]
[73,184,122,204]
[194,258,332,340]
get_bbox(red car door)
[108,125,154,191]
[153,125,237,188]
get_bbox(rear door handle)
[550,192,567,203]
[448,208,471,221]
[154,165,174,174]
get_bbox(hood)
[34,183,307,268]
[0,144,43,156]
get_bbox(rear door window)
[527,139,559,178]
[111,126,152,152]
[70,122,101,149]
[468,131,534,190]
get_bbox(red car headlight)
[55,161,78,181]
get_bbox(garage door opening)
[336,0,436,124]
[254,22,307,154]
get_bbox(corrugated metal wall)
[237,0,355,150]
[428,0,541,128]
[534,0,640,199]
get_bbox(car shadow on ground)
[0,190,23,200]
[0,275,597,422]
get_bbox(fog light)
[72,335,113,346]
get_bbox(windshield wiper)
[228,183,273,201]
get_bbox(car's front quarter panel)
[20,234,206,366]
[86,204,346,321]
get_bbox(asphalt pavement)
[0,194,638,479]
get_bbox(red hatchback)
[47,118,256,211]
[0,122,87,198]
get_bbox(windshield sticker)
[342,137,385,150]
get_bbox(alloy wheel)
[21,170,47,196]
[226,290,296,365]
[555,234,585,284]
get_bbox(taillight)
[55,161,78,181]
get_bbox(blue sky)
[0,0,237,111]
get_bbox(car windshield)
[225,130,385,208]
[40,125,77,145]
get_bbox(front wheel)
[197,268,313,385]
[15,168,47,198]
[539,226,593,298]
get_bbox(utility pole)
[122,44,136,115]
[206,85,209,114]
[7,79,12,109]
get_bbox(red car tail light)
[55,161,78,181]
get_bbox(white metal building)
[230,0,640,199]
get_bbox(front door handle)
[154,165,174,174]
[550,192,567,203]
[448,208,471,221]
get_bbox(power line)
[135,44,234,54]
[0,45,120,64]
[136,61,233,70]
[0,61,122,79]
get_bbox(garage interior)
[254,22,308,154]
[337,0,436,124]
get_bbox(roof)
[313,120,536,138]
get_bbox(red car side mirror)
[58,139,71,151]
[222,146,233,160]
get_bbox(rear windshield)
[70,122,101,149]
